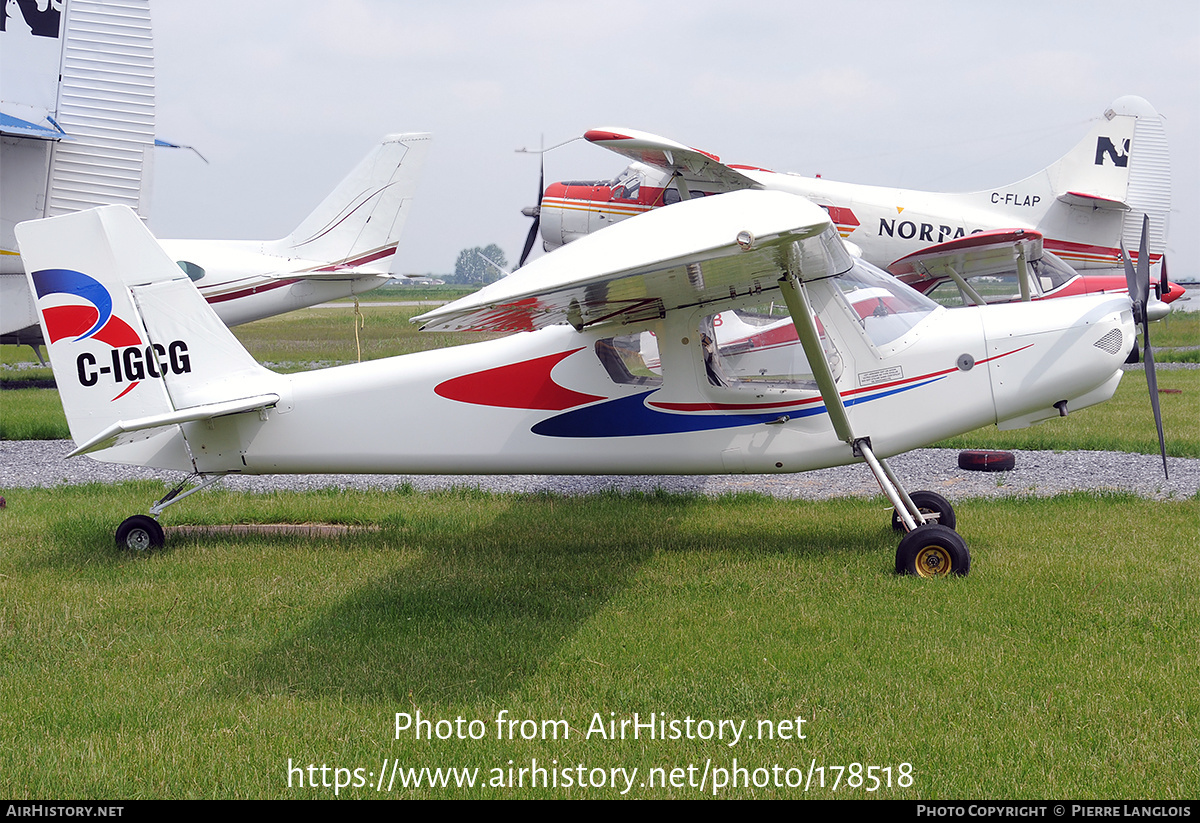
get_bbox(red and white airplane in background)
[523,96,1181,307]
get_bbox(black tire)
[895,524,970,578]
[115,515,164,552]
[957,450,1015,472]
[891,490,956,532]
[1125,341,1140,365]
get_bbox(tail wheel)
[896,524,970,578]
[892,490,956,532]
[116,515,165,552]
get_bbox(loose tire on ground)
[895,524,970,577]
[891,490,957,532]
[115,515,165,552]
[958,450,1015,472]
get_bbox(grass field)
[1,484,1196,799]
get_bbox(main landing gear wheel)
[891,490,956,532]
[115,515,164,552]
[895,524,970,578]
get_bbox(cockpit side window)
[596,332,663,386]
[700,304,840,391]
[176,261,205,282]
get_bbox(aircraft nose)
[983,295,1133,430]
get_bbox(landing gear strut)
[113,473,226,551]
[854,437,970,577]
[778,269,971,577]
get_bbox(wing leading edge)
[584,127,760,192]
[415,190,849,334]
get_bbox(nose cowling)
[982,295,1133,430]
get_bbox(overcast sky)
[147,1,1199,277]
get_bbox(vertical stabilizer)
[1017,96,1170,269]
[17,206,275,465]
[281,132,431,271]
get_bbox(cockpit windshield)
[835,260,939,347]
[1029,251,1077,292]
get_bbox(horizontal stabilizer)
[1056,191,1130,211]
[68,393,280,457]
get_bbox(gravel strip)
[3,441,1196,502]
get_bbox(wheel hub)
[914,546,951,577]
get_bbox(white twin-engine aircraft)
[18,193,1161,577]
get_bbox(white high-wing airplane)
[2,133,430,346]
[16,196,1164,576]
[523,96,1177,301]
[156,132,430,328]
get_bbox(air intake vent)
[1094,328,1124,355]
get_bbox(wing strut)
[941,264,986,307]
[777,256,926,531]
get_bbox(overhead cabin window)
[836,261,938,348]
[176,261,206,282]
[596,332,663,386]
[701,305,841,391]
[612,179,640,201]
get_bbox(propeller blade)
[1141,317,1169,479]
[517,155,546,269]
[1120,240,1139,316]
[519,217,540,267]
[1158,254,1169,301]
[536,155,545,209]
[1135,213,1151,308]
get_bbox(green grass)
[1152,310,1198,349]
[0,388,69,440]
[934,369,1200,458]
[334,284,480,303]
[0,484,1196,799]
[228,304,502,368]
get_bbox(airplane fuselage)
[93,273,1133,480]
[539,169,1147,275]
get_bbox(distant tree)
[451,244,508,285]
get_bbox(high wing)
[415,190,851,333]
[886,229,1043,304]
[887,229,1043,281]
[584,128,761,193]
